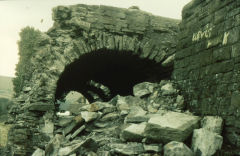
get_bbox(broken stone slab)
[81,111,99,122]
[99,112,119,122]
[110,143,144,155]
[58,138,97,156]
[80,101,113,112]
[63,115,84,136]
[26,102,54,111]
[164,141,194,156]
[32,148,45,156]
[121,122,147,142]
[143,144,162,153]
[71,125,86,139]
[144,111,200,143]
[201,116,223,134]
[133,82,157,97]
[161,83,177,96]
[58,141,85,156]
[124,106,147,123]
[192,128,223,156]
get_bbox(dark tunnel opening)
[55,49,173,106]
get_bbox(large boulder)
[144,111,200,143]
[191,128,223,156]
[164,141,193,156]
[63,91,89,114]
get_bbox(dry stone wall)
[173,0,240,147]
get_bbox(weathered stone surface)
[121,122,147,142]
[201,116,223,134]
[62,91,89,114]
[192,128,223,156]
[164,141,193,156]
[80,102,113,112]
[124,106,147,123]
[145,111,200,143]
[81,111,99,122]
[143,144,162,153]
[32,148,45,156]
[110,143,144,155]
[133,82,156,97]
[161,83,177,96]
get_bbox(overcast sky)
[0,0,191,77]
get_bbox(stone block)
[192,128,223,156]
[133,82,156,97]
[201,116,223,134]
[121,122,147,142]
[144,111,200,143]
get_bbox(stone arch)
[49,32,173,107]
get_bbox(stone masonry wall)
[173,0,240,147]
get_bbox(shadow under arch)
[55,49,173,107]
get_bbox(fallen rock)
[143,144,162,153]
[81,111,99,122]
[64,91,89,114]
[133,82,156,97]
[192,128,223,156]
[99,112,119,122]
[201,116,223,134]
[32,148,45,156]
[145,111,200,143]
[161,83,177,96]
[112,95,147,112]
[121,122,147,142]
[164,141,194,156]
[80,102,113,112]
[124,106,147,123]
[110,143,144,155]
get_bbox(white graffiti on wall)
[192,24,214,42]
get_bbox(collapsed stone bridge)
[7,0,240,155]
[9,4,179,155]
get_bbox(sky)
[0,0,192,77]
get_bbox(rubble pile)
[32,81,224,156]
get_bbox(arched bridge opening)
[55,49,173,106]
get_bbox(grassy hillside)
[0,76,13,99]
